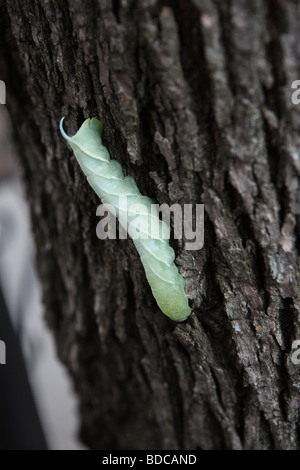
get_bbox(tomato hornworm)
[60,117,191,322]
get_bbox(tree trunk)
[1,0,300,450]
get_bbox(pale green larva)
[60,117,191,322]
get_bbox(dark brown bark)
[0,0,300,450]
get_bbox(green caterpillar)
[60,117,191,322]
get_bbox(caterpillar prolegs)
[60,117,191,322]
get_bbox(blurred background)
[0,106,83,450]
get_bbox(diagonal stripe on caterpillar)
[60,117,191,322]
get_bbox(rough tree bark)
[0,0,300,450]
